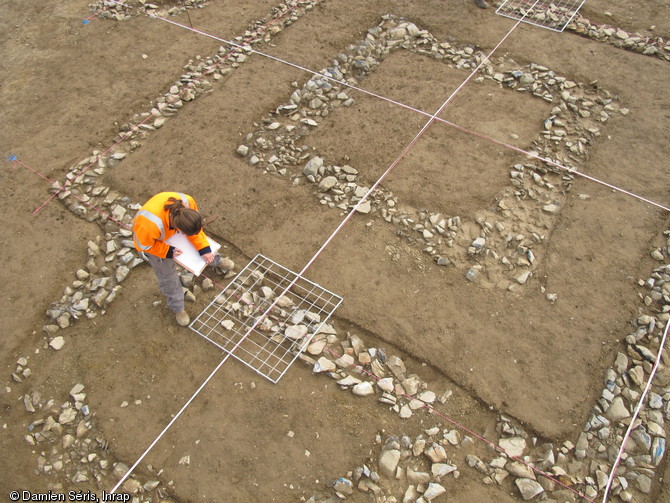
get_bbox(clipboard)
[165,232,221,276]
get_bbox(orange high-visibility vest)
[132,192,210,258]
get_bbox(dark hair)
[164,197,202,236]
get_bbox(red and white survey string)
[9,158,132,230]
[321,347,597,503]
[109,10,530,494]
[150,13,670,213]
[601,319,670,502]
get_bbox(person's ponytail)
[164,197,202,235]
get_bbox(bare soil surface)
[1,1,669,502]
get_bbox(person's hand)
[173,249,183,257]
[202,252,215,265]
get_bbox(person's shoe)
[474,0,490,8]
[175,310,190,326]
[214,256,235,274]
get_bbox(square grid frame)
[190,254,343,383]
[496,0,586,32]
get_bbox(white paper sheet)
[165,232,221,276]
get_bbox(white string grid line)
[110,8,532,494]
[149,12,670,213]
[496,0,586,32]
[190,254,343,383]
[602,318,670,502]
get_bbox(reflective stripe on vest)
[176,192,189,208]
[133,234,152,251]
[133,209,166,252]
[131,215,152,251]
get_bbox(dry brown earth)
[1,1,669,502]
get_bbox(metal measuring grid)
[496,0,586,32]
[190,254,343,383]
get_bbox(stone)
[122,479,142,494]
[201,278,214,291]
[111,205,127,221]
[507,461,535,479]
[217,257,235,272]
[515,478,544,500]
[72,471,88,483]
[649,392,663,409]
[307,339,327,355]
[313,357,336,373]
[407,467,431,484]
[636,474,652,494]
[466,455,488,473]
[23,394,35,413]
[401,376,421,396]
[629,365,645,387]
[387,355,406,378]
[333,478,354,495]
[49,337,65,350]
[576,432,589,451]
[377,377,394,393]
[418,391,436,404]
[290,310,306,324]
[472,237,486,249]
[335,353,355,369]
[403,485,420,503]
[438,390,452,403]
[516,271,531,284]
[413,438,426,457]
[443,429,460,445]
[606,396,630,421]
[352,381,374,396]
[399,404,412,418]
[652,437,666,466]
[648,421,665,437]
[59,408,77,425]
[614,352,629,373]
[143,481,160,491]
[337,375,361,387]
[499,436,526,457]
[409,398,425,410]
[318,176,338,192]
[595,470,609,491]
[112,462,129,479]
[303,156,323,177]
[378,449,401,479]
[285,325,308,340]
[651,249,664,261]
[542,203,560,214]
[356,200,371,214]
[423,483,446,501]
[70,384,85,397]
[72,298,89,311]
[431,463,457,478]
[424,443,447,463]
[630,429,652,452]
[520,73,535,86]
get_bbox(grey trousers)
[145,253,222,312]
